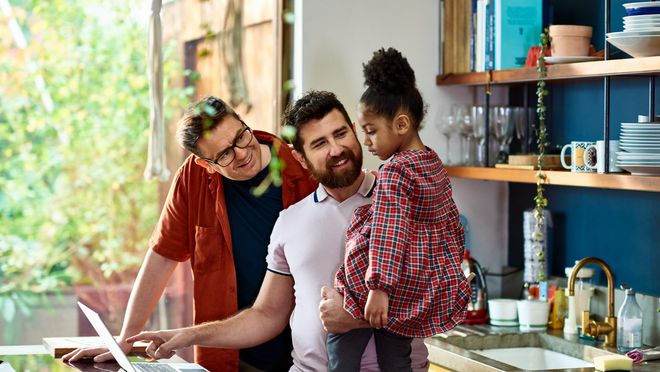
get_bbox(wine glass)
[459,106,475,165]
[513,107,527,154]
[471,106,486,166]
[434,107,457,165]
[494,107,514,163]
[488,106,501,166]
[451,105,468,165]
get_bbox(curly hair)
[360,47,426,129]
[282,90,353,152]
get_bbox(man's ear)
[291,149,309,170]
[194,157,217,174]
[394,114,412,135]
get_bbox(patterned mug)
[583,140,623,173]
[560,141,596,172]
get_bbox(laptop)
[77,302,207,372]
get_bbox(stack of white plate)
[606,4,660,57]
[617,123,660,175]
[623,14,660,32]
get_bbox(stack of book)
[440,0,544,74]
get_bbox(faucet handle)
[581,310,590,335]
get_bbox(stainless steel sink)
[425,326,617,371]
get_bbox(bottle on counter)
[617,286,643,353]
[549,288,567,329]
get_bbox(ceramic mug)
[583,140,623,173]
[560,141,596,172]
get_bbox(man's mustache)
[327,152,351,167]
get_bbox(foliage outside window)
[0,0,191,321]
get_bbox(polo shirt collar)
[313,170,376,203]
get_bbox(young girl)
[327,48,470,371]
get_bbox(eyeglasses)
[202,125,254,167]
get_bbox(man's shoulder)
[279,190,316,218]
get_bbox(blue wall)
[507,1,660,296]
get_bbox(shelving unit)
[436,56,660,86]
[446,166,660,192]
[436,16,660,192]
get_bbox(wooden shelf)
[446,166,660,192]
[436,56,660,86]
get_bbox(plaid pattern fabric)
[335,148,471,338]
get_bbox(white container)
[488,299,519,326]
[517,300,550,331]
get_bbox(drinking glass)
[459,106,475,165]
[513,107,527,154]
[494,106,514,163]
[471,106,486,166]
[435,107,457,165]
[451,105,468,165]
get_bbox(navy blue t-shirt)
[222,146,292,371]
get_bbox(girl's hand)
[365,289,389,329]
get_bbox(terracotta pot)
[549,25,593,57]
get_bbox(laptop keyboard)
[133,362,178,371]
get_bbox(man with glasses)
[124,91,430,371]
[63,96,318,371]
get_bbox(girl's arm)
[365,161,413,294]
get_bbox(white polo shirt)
[266,171,429,372]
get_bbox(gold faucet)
[567,257,617,347]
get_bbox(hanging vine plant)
[533,28,551,289]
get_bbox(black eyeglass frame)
[200,124,254,167]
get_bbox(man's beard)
[306,148,362,188]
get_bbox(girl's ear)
[394,113,413,135]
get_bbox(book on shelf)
[440,0,545,73]
[494,0,543,70]
[442,0,472,74]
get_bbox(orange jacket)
[150,131,317,371]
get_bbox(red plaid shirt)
[335,148,470,338]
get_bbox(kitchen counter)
[425,324,659,371]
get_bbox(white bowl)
[624,2,660,16]
[606,34,660,57]
[488,299,518,326]
[516,300,550,331]
[625,2,660,16]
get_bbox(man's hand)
[126,329,192,360]
[319,286,369,333]
[62,339,131,363]
[365,289,389,329]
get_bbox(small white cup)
[488,299,519,327]
[517,300,550,331]
[583,140,622,173]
